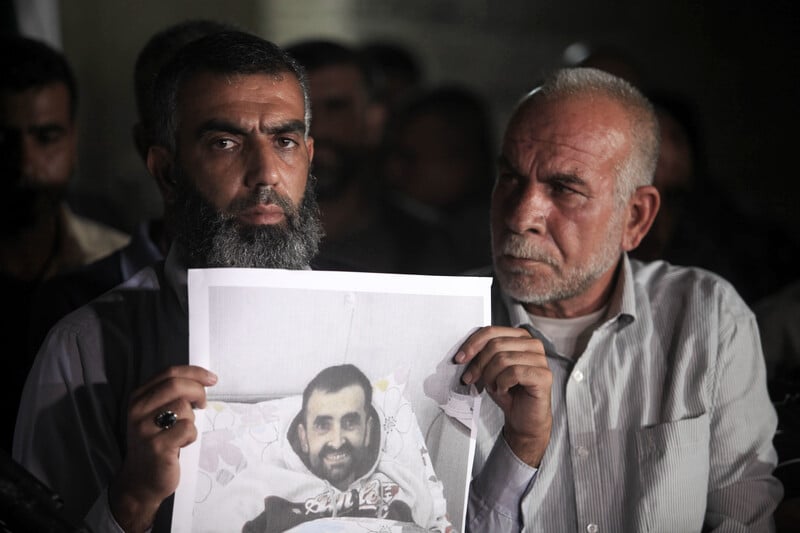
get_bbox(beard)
[310,441,366,486]
[492,212,623,306]
[167,166,324,269]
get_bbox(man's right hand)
[109,365,217,532]
[456,326,553,467]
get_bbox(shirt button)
[587,524,599,533]
[573,370,584,382]
[576,446,589,458]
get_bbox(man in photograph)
[290,363,380,491]
[243,364,434,532]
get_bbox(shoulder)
[631,258,750,314]
[51,264,162,331]
[62,206,131,263]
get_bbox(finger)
[150,414,199,451]
[478,340,549,386]
[491,363,552,397]
[137,398,197,438]
[454,326,532,364]
[461,335,546,385]
[129,377,209,423]
[130,365,217,405]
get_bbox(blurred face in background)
[0,82,77,232]
[305,63,371,200]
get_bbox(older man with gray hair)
[457,67,782,532]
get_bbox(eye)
[35,127,65,145]
[496,168,523,190]
[211,138,237,150]
[546,175,591,202]
[341,414,361,431]
[497,170,518,182]
[313,419,331,432]
[550,181,578,195]
[276,136,299,149]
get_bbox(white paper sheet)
[173,268,492,533]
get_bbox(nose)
[502,180,549,235]
[244,138,281,189]
[328,424,345,448]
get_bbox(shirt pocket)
[633,413,711,533]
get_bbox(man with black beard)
[14,31,323,533]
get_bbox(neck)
[523,262,621,319]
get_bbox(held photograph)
[172,268,492,533]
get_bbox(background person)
[284,39,400,273]
[0,34,129,453]
[379,84,495,275]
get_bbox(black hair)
[151,30,310,151]
[0,34,78,118]
[301,364,373,416]
[284,39,374,97]
[134,19,236,131]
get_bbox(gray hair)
[518,67,660,204]
[151,30,311,152]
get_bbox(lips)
[323,449,351,467]
[237,203,285,225]
[498,254,539,269]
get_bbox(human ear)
[298,424,309,454]
[147,145,176,203]
[306,135,314,163]
[365,415,374,447]
[622,185,661,251]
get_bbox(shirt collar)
[162,243,315,316]
[164,243,189,314]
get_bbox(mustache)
[319,441,354,459]
[499,234,558,267]
[228,185,298,223]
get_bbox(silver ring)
[154,410,178,430]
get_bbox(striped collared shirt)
[468,255,782,532]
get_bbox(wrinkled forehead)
[503,94,630,156]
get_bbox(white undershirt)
[528,307,607,360]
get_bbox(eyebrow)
[496,154,522,175]
[196,118,306,138]
[313,415,332,426]
[496,154,587,187]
